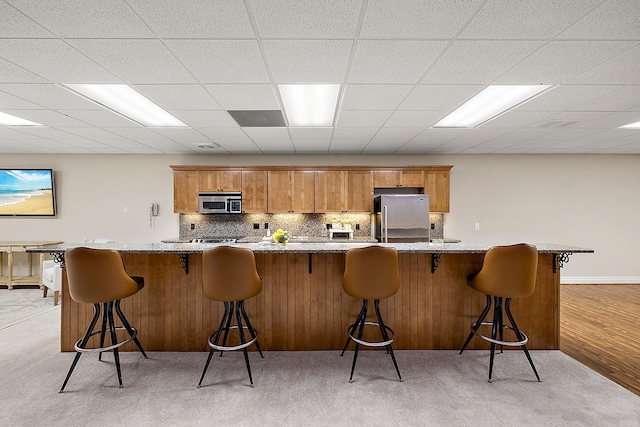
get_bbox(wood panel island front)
[30,242,592,352]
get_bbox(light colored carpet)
[1,305,639,426]
[0,288,57,330]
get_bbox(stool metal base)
[459,295,540,383]
[198,300,263,388]
[59,300,147,393]
[340,299,402,383]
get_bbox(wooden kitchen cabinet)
[173,171,198,213]
[425,170,450,212]
[198,170,241,192]
[345,170,373,212]
[314,170,345,213]
[267,170,315,213]
[242,171,267,213]
[373,170,424,188]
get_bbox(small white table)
[0,241,62,289]
[329,229,354,240]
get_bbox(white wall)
[1,153,638,283]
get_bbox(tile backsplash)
[179,213,444,241]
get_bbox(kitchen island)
[30,242,592,352]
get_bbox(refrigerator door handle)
[383,205,388,244]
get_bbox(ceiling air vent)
[227,110,286,127]
[537,120,580,129]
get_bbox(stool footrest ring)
[347,321,394,347]
[74,327,138,353]
[471,322,528,347]
[208,325,258,352]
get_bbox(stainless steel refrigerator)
[374,194,430,243]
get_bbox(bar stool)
[60,247,147,393]
[341,245,402,383]
[459,243,540,382]
[198,246,263,388]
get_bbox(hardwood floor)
[560,284,640,396]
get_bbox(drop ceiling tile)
[9,127,83,141]
[494,41,638,84]
[133,85,222,110]
[0,39,117,83]
[0,58,48,83]
[467,139,524,150]
[384,111,443,128]
[571,112,640,129]
[56,110,139,127]
[152,128,213,144]
[263,40,352,83]
[0,2,53,37]
[8,0,154,37]
[204,85,279,110]
[329,140,369,153]
[341,85,413,110]
[421,41,544,84]
[570,45,640,85]
[399,85,483,111]
[336,110,391,128]
[56,127,124,140]
[127,0,254,38]
[248,0,361,38]
[289,127,333,142]
[252,139,295,153]
[482,111,557,129]
[172,110,238,128]
[531,128,602,141]
[571,86,640,112]
[242,127,290,140]
[447,128,512,143]
[165,40,270,83]
[0,127,44,140]
[403,128,467,145]
[497,128,556,140]
[67,39,195,84]
[332,127,378,140]
[516,85,623,111]
[102,127,166,140]
[0,84,101,109]
[558,0,640,40]
[459,0,601,39]
[361,0,482,39]
[0,90,42,109]
[348,40,447,84]
[365,127,423,150]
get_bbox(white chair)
[42,260,62,306]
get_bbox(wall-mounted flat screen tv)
[0,169,56,216]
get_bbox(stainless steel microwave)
[198,192,242,214]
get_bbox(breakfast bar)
[30,242,592,352]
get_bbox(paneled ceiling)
[1,0,639,155]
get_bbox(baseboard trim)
[561,276,640,285]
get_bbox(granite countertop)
[28,241,593,255]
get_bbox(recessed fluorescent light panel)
[618,121,640,129]
[278,84,340,127]
[0,112,43,126]
[433,85,553,128]
[62,84,186,127]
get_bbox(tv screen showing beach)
[0,169,56,216]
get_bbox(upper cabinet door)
[173,171,198,213]
[373,170,424,188]
[345,171,373,212]
[291,171,315,213]
[425,171,450,212]
[267,170,293,213]
[315,170,345,213]
[199,171,241,192]
[242,171,267,213]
